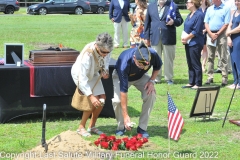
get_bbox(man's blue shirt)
[115,48,162,93]
[204,3,230,31]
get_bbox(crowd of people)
[71,0,240,138]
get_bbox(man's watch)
[149,79,155,84]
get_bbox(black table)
[0,59,116,123]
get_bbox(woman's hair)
[138,0,148,10]
[192,0,202,8]
[95,32,113,52]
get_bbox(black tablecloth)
[24,61,76,97]
[0,59,116,123]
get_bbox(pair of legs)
[151,40,175,83]
[77,94,105,137]
[216,49,232,72]
[112,70,156,132]
[206,33,228,83]
[185,44,203,88]
[113,17,129,48]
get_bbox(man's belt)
[211,30,219,33]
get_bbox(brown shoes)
[205,78,213,85]
[221,78,228,86]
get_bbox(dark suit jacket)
[144,0,183,45]
[109,0,130,23]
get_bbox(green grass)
[0,8,240,160]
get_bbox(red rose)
[100,133,107,140]
[136,133,142,139]
[112,145,118,150]
[126,141,133,149]
[100,141,109,149]
[115,139,122,144]
[129,145,138,151]
[122,137,129,143]
[142,138,148,143]
[94,140,100,146]
[107,135,116,142]
[135,142,143,148]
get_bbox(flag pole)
[167,92,170,154]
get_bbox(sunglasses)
[135,59,150,70]
[98,47,110,54]
[138,61,149,70]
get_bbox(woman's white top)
[71,42,111,96]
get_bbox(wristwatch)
[149,79,155,84]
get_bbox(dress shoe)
[167,80,173,85]
[205,78,213,85]
[182,85,193,89]
[214,70,221,73]
[221,78,228,87]
[228,71,232,74]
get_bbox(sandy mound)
[14,130,114,160]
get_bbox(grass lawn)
[0,8,240,160]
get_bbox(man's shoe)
[167,80,174,85]
[228,71,232,74]
[115,128,126,136]
[221,78,228,87]
[205,78,213,85]
[214,70,222,73]
[137,126,149,138]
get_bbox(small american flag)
[166,0,176,22]
[168,92,184,141]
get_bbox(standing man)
[214,0,236,74]
[144,0,183,85]
[109,0,130,48]
[112,42,162,138]
[204,0,230,86]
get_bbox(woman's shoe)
[227,84,236,89]
[181,84,193,88]
[87,127,104,135]
[77,128,91,137]
[191,85,199,90]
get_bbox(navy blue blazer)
[144,1,183,45]
[109,0,130,23]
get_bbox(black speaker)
[4,43,24,65]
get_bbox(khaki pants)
[152,40,175,82]
[111,69,156,131]
[207,32,228,79]
[113,17,129,47]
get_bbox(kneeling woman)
[71,33,113,137]
[181,0,204,90]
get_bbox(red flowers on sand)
[94,133,148,151]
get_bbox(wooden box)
[29,49,80,66]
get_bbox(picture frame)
[190,86,220,118]
[4,43,24,65]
